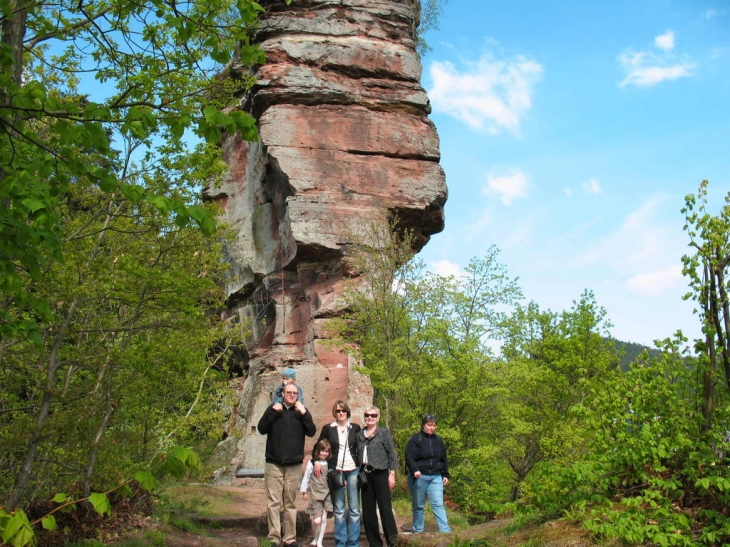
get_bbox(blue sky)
[417,0,730,347]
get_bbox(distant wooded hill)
[609,338,663,372]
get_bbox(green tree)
[0,0,277,344]
[516,182,730,544]
[336,226,523,515]
[0,0,282,512]
[682,179,730,431]
[498,291,621,501]
[0,166,238,510]
[336,221,423,433]
[416,0,449,54]
[540,338,730,546]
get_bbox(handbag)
[326,434,348,490]
[327,468,345,489]
[357,469,368,487]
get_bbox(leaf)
[0,510,35,546]
[165,455,187,478]
[41,515,56,531]
[187,204,206,222]
[172,447,201,469]
[199,215,217,237]
[121,184,146,202]
[146,194,171,214]
[51,493,68,503]
[202,105,218,121]
[174,212,189,228]
[21,198,47,213]
[204,124,221,144]
[135,471,158,491]
[89,492,111,516]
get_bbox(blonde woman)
[356,406,398,547]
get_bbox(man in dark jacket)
[258,383,317,547]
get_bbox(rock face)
[205,0,446,482]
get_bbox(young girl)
[300,439,333,547]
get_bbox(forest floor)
[102,482,601,547]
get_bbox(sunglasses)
[335,409,347,414]
[364,413,379,418]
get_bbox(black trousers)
[360,468,398,547]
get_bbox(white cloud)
[618,31,695,87]
[577,197,678,274]
[483,170,529,205]
[582,177,602,194]
[654,30,675,52]
[427,52,543,135]
[704,8,717,20]
[618,51,695,87]
[429,259,463,278]
[625,264,684,297]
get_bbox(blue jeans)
[407,474,451,533]
[331,468,361,547]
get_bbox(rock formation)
[204,0,447,483]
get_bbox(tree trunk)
[1,0,26,89]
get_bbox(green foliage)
[445,537,487,547]
[335,222,624,521]
[0,0,267,344]
[1,0,266,516]
[166,513,207,534]
[681,180,730,431]
[0,509,35,547]
[258,537,278,547]
[489,182,730,546]
[0,446,202,546]
[492,292,621,504]
[0,174,237,506]
[612,338,663,371]
[520,335,730,546]
[416,0,450,55]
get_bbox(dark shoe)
[283,542,302,547]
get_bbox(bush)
[519,347,730,546]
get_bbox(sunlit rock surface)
[204,0,446,482]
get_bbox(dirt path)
[123,481,416,547]
[111,481,594,547]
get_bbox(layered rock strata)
[205,0,447,482]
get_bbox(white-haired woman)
[356,406,398,547]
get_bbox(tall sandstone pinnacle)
[204,0,447,481]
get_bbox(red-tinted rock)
[205,0,446,482]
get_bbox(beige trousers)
[264,462,303,545]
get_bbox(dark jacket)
[405,430,450,478]
[318,422,361,470]
[357,427,398,471]
[257,404,316,465]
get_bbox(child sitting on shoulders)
[300,439,332,547]
[273,367,305,405]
